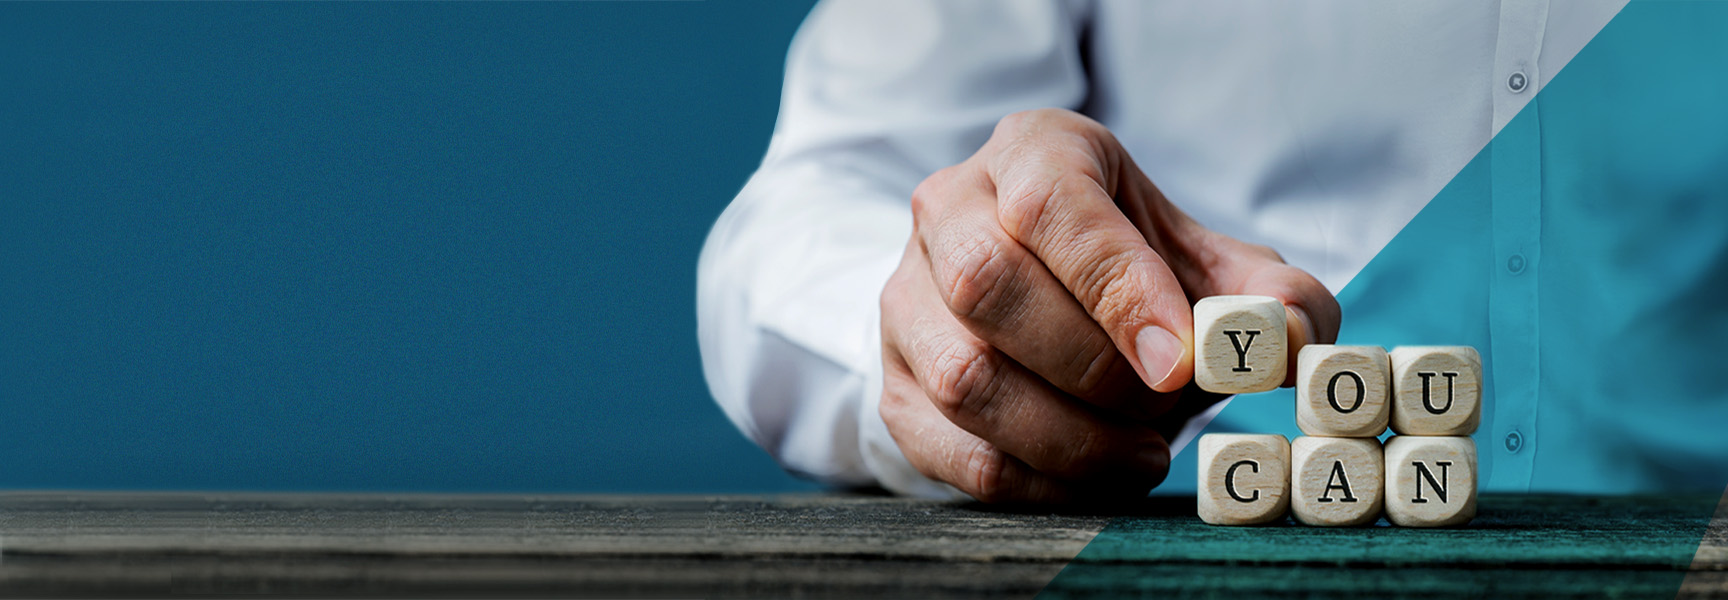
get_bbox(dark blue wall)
[0,1,822,492]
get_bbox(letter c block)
[1198,433,1290,525]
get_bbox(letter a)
[1318,460,1359,503]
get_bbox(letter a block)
[1290,436,1384,526]
[1193,296,1287,394]
[1198,434,1290,525]
[1389,346,1482,435]
[1384,436,1477,527]
[1296,345,1391,437]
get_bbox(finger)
[1191,238,1343,387]
[879,348,1079,504]
[984,120,1194,394]
[910,168,1162,415]
[883,255,1171,482]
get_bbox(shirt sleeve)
[696,0,1092,495]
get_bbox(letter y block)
[1194,296,1287,394]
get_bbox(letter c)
[1225,460,1261,502]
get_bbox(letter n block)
[1291,436,1384,526]
[1193,296,1287,394]
[1198,433,1290,525]
[1389,346,1482,435]
[1384,436,1477,527]
[1296,345,1391,437]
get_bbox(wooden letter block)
[1384,436,1477,527]
[1193,296,1287,394]
[1290,436,1384,526]
[1197,433,1290,525]
[1389,346,1482,435]
[1296,345,1391,437]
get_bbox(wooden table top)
[0,491,1721,598]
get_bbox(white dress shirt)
[697,0,1624,497]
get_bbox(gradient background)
[0,1,821,493]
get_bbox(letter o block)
[1384,436,1477,527]
[1197,433,1290,525]
[1291,436,1384,527]
[1296,345,1391,437]
[1193,296,1287,394]
[1389,346,1482,435]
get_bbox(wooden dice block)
[1384,436,1477,527]
[1296,345,1391,437]
[1193,296,1287,394]
[1389,346,1482,435]
[1197,433,1290,525]
[1290,436,1384,526]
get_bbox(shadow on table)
[956,494,1199,519]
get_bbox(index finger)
[984,119,1194,394]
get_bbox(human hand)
[879,109,1340,504]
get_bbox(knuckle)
[1000,107,1077,131]
[1247,242,1285,263]
[909,167,959,221]
[1066,334,1122,399]
[995,175,1059,239]
[961,440,1011,503]
[938,235,1020,324]
[1077,251,1151,326]
[1060,429,1112,477]
[877,384,906,424]
[995,109,1040,135]
[929,342,1002,422]
[879,262,914,316]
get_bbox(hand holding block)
[1384,436,1477,527]
[1296,345,1391,437]
[1290,436,1384,526]
[1197,434,1290,525]
[1193,296,1287,394]
[1389,346,1482,435]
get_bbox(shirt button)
[1507,71,1528,93]
[1507,253,1526,274]
[1505,431,1524,453]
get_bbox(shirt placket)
[1486,0,1549,491]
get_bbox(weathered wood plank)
[0,492,1721,598]
[0,492,1109,598]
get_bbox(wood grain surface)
[0,491,1720,598]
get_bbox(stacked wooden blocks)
[1192,296,1481,528]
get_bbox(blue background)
[0,1,821,492]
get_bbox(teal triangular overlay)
[1042,1,1728,596]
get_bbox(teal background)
[0,1,821,492]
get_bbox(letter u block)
[1198,434,1290,525]
[1389,346,1482,436]
[1193,296,1287,394]
[1384,436,1477,527]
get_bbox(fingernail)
[1135,326,1184,391]
[1286,304,1318,347]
